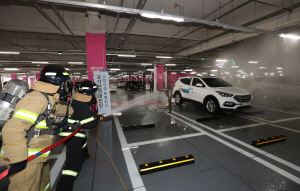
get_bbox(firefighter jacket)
[59,92,98,139]
[0,81,74,165]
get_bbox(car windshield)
[201,78,232,87]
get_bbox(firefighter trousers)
[56,136,88,191]
[9,161,51,191]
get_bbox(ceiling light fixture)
[165,64,176,66]
[118,54,136,57]
[249,61,258,64]
[184,69,192,71]
[211,70,218,72]
[216,59,227,62]
[181,72,186,73]
[32,62,49,64]
[260,67,266,69]
[110,69,120,71]
[231,66,239,68]
[0,51,20,54]
[141,63,152,65]
[5,68,19,70]
[171,72,177,74]
[147,69,154,71]
[68,62,84,65]
[276,67,282,69]
[156,56,173,59]
[279,34,300,40]
[140,13,184,22]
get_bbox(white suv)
[173,77,252,113]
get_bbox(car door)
[178,77,192,99]
[189,78,207,103]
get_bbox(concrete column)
[167,71,171,89]
[142,73,145,84]
[155,64,164,91]
[11,73,16,79]
[35,73,40,81]
[86,33,106,81]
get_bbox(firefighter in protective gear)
[56,80,100,191]
[0,65,74,191]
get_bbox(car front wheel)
[205,98,219,114]
[174,92,183,105]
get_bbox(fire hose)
[0,126,83,181]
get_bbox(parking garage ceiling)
[1,0,300,77]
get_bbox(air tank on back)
[0,79,29,129]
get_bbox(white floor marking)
[270,117,300,123]
[48,154,60,159]
[217,123,266,132]
[239,113,300,124]
[50,147,66,189]
[114,115,146,191]
[169,112,300,175]
[253,105,300,116]
[127,132,205,147]
[238,115,300,134]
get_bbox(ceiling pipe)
[32,0,80,51]
[174,1,300,56]
[51,4,83,50]
[117,0,147,49]
[110,0,147,63]
[156,0,253,52]
[107,0,124,62]
[150,0,236,52]
[36,0,275,35]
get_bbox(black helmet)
[39,65,70,85]
[78,80,98,95]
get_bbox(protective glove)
[95,114,103,122]
[7,160,27,177]
[69,122,81,131]
[51,127,62,135]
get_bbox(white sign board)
[93,71,111,116]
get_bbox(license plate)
[241,102,251,106]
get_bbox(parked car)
[173,76,252,114]
[125,81,145,91]
[118,80,126,88]
[248,76,300,99]
[109,79,118,92]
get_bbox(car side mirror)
[196,83,203,87]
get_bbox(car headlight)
[216,91,233,97]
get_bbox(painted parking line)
[167,112,300,184]
[50,147,66,189]
[48,154,60,160]
[217,123,266,132]
[237,115,300,134]
[127,132,206,147]
[239,113,300,124]
[253,105,300,116]
[271,116,300,123]
[170,111,300,174]
[114,115,146,191]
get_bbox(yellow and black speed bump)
[122,123,155,131]
[139,155,195,175]
[110,91,117,94]
[251,135,286,147]
[196,115,220,122]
